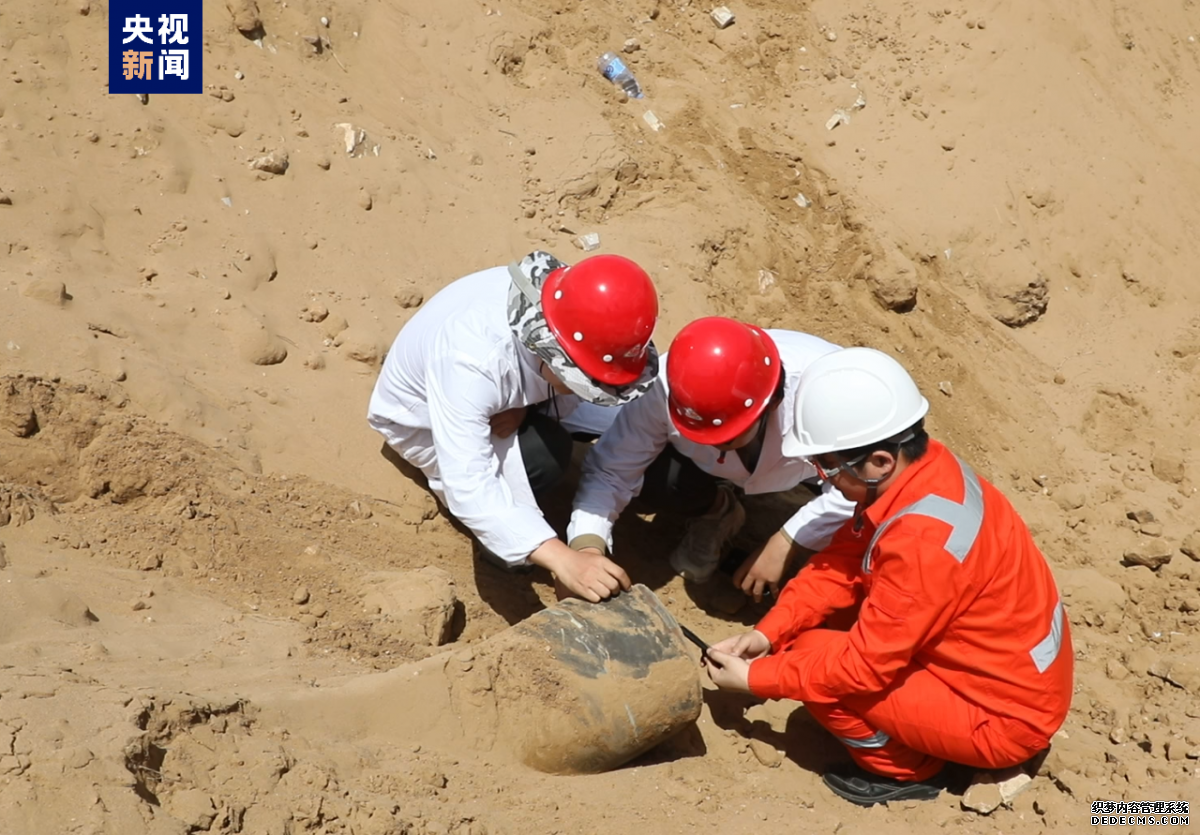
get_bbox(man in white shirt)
[568,318,856,601]
[368,251,661,602]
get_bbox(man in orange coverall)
[704,347,1073,807]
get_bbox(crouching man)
[705,348,1073,806]
[368,251,660,602]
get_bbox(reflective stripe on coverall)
[747,440,1073,781]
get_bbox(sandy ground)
[3,0,1200,832]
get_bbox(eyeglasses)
[808,453,867,481]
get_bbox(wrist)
[529,538,567,572]
[568,534,608,556]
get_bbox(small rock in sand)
[1151,453,1185,484]
[1052,483,1087,511]
[1138,521,1163,537]
[0,542,7,569]
[749,738,782,768]
[360,567,457,646]
[1180,530,1200,562]
[300,302,329,323]
[250,150,289,175]
[320,314,349,340]
[1122,542,1173,570]
[394,288,424,309]
[225,0,262,34]
[293,586,310,605]
[357,189,373,211]
[1127,508,1156,525]
[22,278,69,306]
[163,789,217,832]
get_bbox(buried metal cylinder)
[459,584,702,774]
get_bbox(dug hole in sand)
[263,584,702,776]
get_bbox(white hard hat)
[782,347,930,459]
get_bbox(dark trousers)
[518,411,576,496]
[631,444,722,517]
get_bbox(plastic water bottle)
[597,52,644,99]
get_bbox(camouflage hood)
[507,250,659,407]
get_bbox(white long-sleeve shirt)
[568,330,856,552]
[367,266,588,564]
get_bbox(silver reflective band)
[1030,599,1065,673]
[862,454,984,574]
[839,730,891,749]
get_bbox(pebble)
[321,16,330,26]
[22,278,69,307]
[826,30,838,41]
[293,586,311,605]
[941,139,957,152]
[1180,530,1200,562]
[0,542,6,570]
[623,38,641,53]
[300,302,329,322]
[315,155,331,170]
[299,614,318,629]
[749,739,782,768]
[961,781,1003,814]
[575,232,601,252]
[250,150,289,175]
[1139,521,1163,537]
[235,71,245,81]
[938,381,954,397]
[1122,542,1173,570]
[1127,508,1156,525]
[1053,372,1066,384]
[711,7,736,29]
[395,289,424,309]
[357,189,373,211]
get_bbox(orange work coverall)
[747,440,1073,781]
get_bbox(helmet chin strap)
[851,476,885,533]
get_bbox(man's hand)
[703,648,752,693]
[489,406,528,439]
[530,539,631,603]
[732,531,810,603]
[711,629,772,661]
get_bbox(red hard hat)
[541,255,659,386]
[667,317,782,445]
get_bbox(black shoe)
[823,765,946,807]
